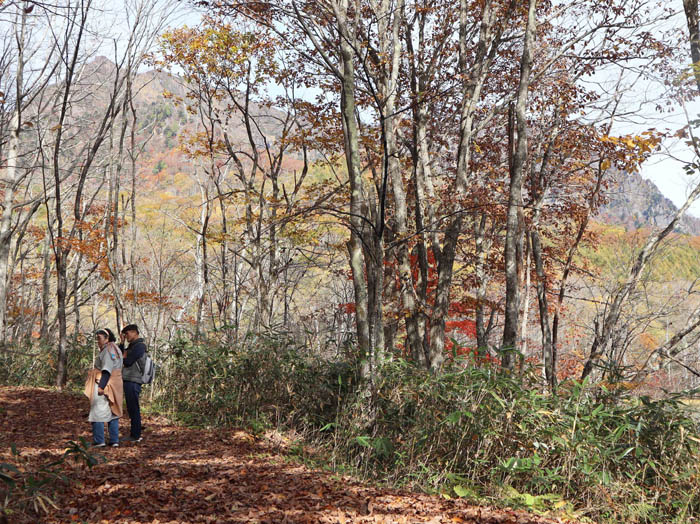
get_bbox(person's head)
[121,324,139,343]
[95,328,115,348]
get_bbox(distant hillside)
[597,170,700,236]
[81,58,700,236]
[583,224,700,281]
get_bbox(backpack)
[137,353,157,384]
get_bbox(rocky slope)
[597,170,700,235]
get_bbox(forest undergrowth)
[152,334,700,523]
[3,334,700,523]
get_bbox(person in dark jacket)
[120,324,146,442]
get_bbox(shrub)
[150,335,700,523]
[329,358,700,523]
[0,338,93,390]
[153,333,355,431]
[1,439,103,522]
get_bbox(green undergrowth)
[0,338,94,389]
[0,439,103,522]
[151,333,355,431]
[4,333,698,522]
[331,360,700,522]
[148,335,700,523]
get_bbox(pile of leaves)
[1,386,575,523]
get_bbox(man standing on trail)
[120,324,146,443]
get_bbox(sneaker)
[122,436,142,443]
[91,442,106,448]
[110,442,119,447]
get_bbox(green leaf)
[453,484,472,498]
[522,493,537,507]
[489,390,506,408]
[0,463,20,474]
[445,411,462,424]
[620,446,635,459]
[354,435,371,448]
[0,473,16,487]
[319,422,337,432]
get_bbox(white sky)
[639,109,700,218]
[601,0,700,218]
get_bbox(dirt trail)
[0,387,573,524]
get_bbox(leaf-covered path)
[1,387,575,524]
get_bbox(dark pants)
[123,381,142,439]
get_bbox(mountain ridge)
[80,58,700,237]
[597,170,700,236]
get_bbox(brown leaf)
[0,386,576,524]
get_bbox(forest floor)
[1,386,578,524]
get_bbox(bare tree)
[27,0,172,387]
[0,2,61,344]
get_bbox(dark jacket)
[121,338,147,383]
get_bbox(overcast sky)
[639,104,700,218]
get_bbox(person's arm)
[123,342,145,367]
[96,347,114,393]
[97,370,110,392]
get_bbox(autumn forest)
[3,0,700,522]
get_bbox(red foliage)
[124,289,176,309]
[338,302,356,315]
[445,319,477,338]
[557,354,584,381]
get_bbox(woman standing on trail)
[84,329,124,447]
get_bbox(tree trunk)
[502,0,537,368]
[107,95,132,331]
[475,213,494,351]
[411,102,438,366]
[684,0,700,92]
[427,218,462,369]
[195,179,210,340]
[55,250,69,388]
[338,6,373,377]
[40,232,52,342]
[0,9,27,345]
[530,229,555,389]
[0,109,20,345]
[375,0,404,360]
[519,242,532,366]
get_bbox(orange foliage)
[124,289,177,310]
